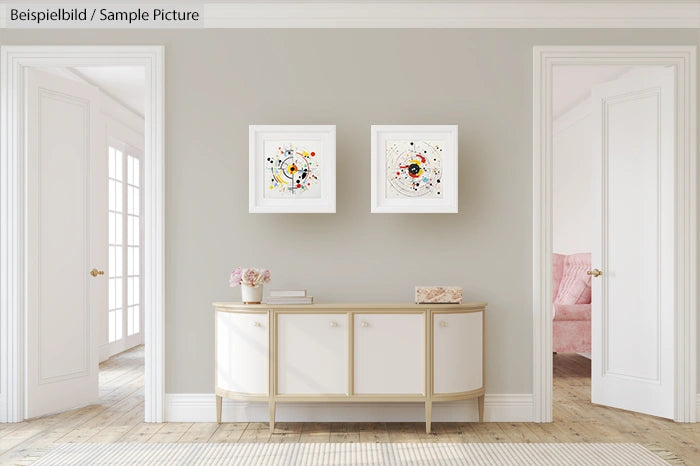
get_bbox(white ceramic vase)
[241,284,263,304]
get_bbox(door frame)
[0,46,165,423]
[532,46,697,422]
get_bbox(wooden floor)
[0,348,697,465]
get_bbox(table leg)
[216,395,222,424]
[478,395,484,422]
[269,400,276,431]
[425,400,432,434]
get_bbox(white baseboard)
[696,394,700,422]
[165,393,533,423]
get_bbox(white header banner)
[1,2,698,29]
[3,3,203,28]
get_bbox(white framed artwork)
[249,125,336,213]
[371,125,458,213]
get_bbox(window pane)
[115,150,123,181]
[127,186,133,215]
[128,155,134,185]
[108,246,115,277]
[108,212,115,245]
[108,179,115,211]
[133,306,139,333]
[133,279,139,306]
[115,246,122,277]
[109,311,115,343]
[127,247,133,276]
[128,216,135,246]
[127,307,133,336]
[108,278,115,310]
[132,247,140,276]
[115,181,123,213]
[133,218,139,246]
[116,308,122,340]
[115,213,123,245]
[127,277,132,306]
[133,158,140,187]
[133,188,140,216]
[115,278,122,310]
[109,147,115,179]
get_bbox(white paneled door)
[590,67,675,419]
[26,69,104,418]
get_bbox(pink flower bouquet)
[229,267,271,287]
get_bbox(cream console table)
[213,302,486,433]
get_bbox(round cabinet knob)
[329,321,338,328]
[361,321,369,328]
[253,321,261,327]
[440,321,448,328]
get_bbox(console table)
[213,302,486,433]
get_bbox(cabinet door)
[277,314,347,395]
[216,311,268,394]
[354,313,424,395]
[433,311,482,394]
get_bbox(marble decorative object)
[415,286,463,304]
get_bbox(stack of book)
[264,290,314,305]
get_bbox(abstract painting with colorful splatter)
[263,141,322,199]
[385,140,443,198]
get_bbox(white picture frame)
[249,125,336,213]
[371,125,458,213]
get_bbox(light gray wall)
[1,29,698,395]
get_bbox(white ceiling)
[552,65,631,118]
[71,66,145,117]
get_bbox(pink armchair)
[552,253,591,353]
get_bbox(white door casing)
[354,313,424,395]
[277,314,347,395]
[0,46,164,423]
[532,46,696,423]
[25,69,102,418]
[590,67,675,418]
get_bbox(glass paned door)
[126,154,141,336]
[107,142,143,353]
[108,147,123,344]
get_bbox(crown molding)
[202,2,700,29]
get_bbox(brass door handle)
[587,268,602,277]
[90,268,105,277]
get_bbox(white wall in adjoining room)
[552,101,593,256]
[552,65,632,256]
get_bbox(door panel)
[277,314,346,395]
[27,69,102,418]
[591,66,674,418]
[216,312,268,394]
[354,313,424,395]
[433,312,482,394]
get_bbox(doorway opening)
[0,46,164,423]
[552,65,642,413]
[532,46,697,423]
